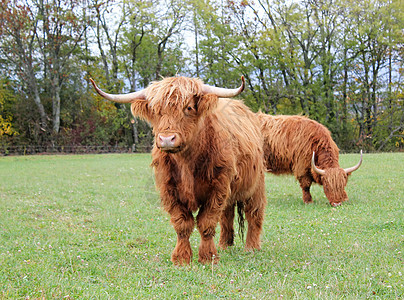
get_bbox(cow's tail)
[236,201,245,242]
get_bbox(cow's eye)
[185,105,196,116]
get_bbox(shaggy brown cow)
[257,113,362,207]
[90,76,267,265]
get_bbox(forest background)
[0,0,403,154]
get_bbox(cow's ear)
[197,94,218,116]
[131,99,151,121]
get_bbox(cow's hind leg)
[170,208,195,265]
[298,175,313,204]
[244,178,266,251]
[219,202,235,250]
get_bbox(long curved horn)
[201,76,245,98]
[343,150,363,174]
[89,78,146,103]
[311,152,326,175]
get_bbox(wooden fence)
[0,144,152,156]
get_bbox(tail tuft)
[237,201,245,242]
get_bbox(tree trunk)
[132,119,139,152]
[33,88,48,130]
[52,77,61,133]
[25,64,48,130]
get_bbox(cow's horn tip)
[240,76,245,92]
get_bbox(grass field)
[0,152,402,299]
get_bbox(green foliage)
[372,93,404,151]
[0,153,402,298]
[0,79,18,138]
[190,0,245,88]
[0,0,403,152]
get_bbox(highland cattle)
[90,76,267,264]
[257,113,362,206]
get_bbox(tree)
[154,0,186,79]
[191,0,247,94]
[36,0,88,133]
[0,0,48,132]
[343,0,401,149]
[0,0,87,136]
[90,0,130,92]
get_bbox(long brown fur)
[257,113,351,207]
[131,77,267,265]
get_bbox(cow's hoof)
[218,239,234,250]
[198,238,219,264]
[198,252,219,264]
[171,254,192,265]
[331,202,342,207]
[245,243,261,252]
[171,247,192,265]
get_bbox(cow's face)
[131,92,218,153]
[322,168,348,206]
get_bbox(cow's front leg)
[196,178,230,264]
[298,175,313,204]
[169,207,195,265]
[196,205,220,264]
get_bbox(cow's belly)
[265,158,293,175]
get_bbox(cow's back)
[258,114,339,176]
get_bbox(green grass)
[0,152,402,299]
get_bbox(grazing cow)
[90,76,267,265]
[257,113,362,207]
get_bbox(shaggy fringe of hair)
[323,168,346,193]
[146,76,203,111]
